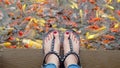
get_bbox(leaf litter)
[0,0,120,50]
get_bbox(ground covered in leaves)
[0,0,120,50]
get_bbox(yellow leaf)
[95,26,106,32]
[0,27,5,30]
[70,1,78,9]
[101,14,108,18]
[86,32,96,40]
[22,39,42,49]
[52,24,57,28]
[105,4,114,10]
[3,42,11,47]
[36,40,42,43]
[33,18,38,23]
[96,10,99,18]
[59,28,67,32]
[73,28,77,32]
[79,9,83,17]
[28,18,36,24]
[114,23,119,28]
[22,4,26,12]
[70,5,74,9]
[30,0,45,3]
[72,2,78,9]
[16,38,20,41]
[102,14,117,21]
[117,0,120,3]
[39,18,46,26]
[108,16,116,20]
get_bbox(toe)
[64,31,71,54]
[44,38,46,43]
[45,37,48,43]
[43,32,54,54]
[48,35,50,40]
[50,32,53,40]
[64,31,70,39]
[46,37,49,42]
[70,33,74,41]
[53,30,60,54]
[53,31,59,37]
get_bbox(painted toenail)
[66,32,69,35]
[54,31,57,34]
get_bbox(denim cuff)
[43,63,56,68]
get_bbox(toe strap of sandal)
[62,51,81,66]
[43,51,61,65]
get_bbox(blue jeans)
[43,63,81,68]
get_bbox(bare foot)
[44,30,60,67]
[63,31,80,67]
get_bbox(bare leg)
[63,31,80,68]
[44,31,60,68]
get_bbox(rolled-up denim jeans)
[43,63,81,68]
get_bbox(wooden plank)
[80,50,120,68]
[2,49,43,68]
[2,49,120,68]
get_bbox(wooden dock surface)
[0,49,120,68]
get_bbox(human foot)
[43,30,60,67]
[63,30,80,68]
[44,30,60,54]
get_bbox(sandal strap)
[43,30,61,65]
[62,51,81,66]
[51,37,55,51]
[69,38,73,52]
[62,30,81,66]
[43,51,61,65]
[43,29,55,54]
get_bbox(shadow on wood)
[0,49,120,68]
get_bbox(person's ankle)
[46,54,59,67]
[64,54,78,67]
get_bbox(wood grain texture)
[0,49,120,68]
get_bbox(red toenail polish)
[54,31,57,34]
[66,32,69,34]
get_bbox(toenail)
[54,31,57,34]
[66,32,69,35]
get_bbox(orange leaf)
[0,0,3,2]
[8,36,14,41]
[37,9,43,14]
[24,16,32,21]
[16,2,22,10]
[87,25,100,30]
[110,28,119,32]
[32,23,39,29]
[82,0,87,2]
[117,10,120,16]
[41,1,49,5]
[94,6,99,10]
[103,35,115,39]
[103,40,111,44]
[71,22,78,27]
[89,17,102,23]
[89,0,96,4]
[4,0,11,5]
[92,17,102,21]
